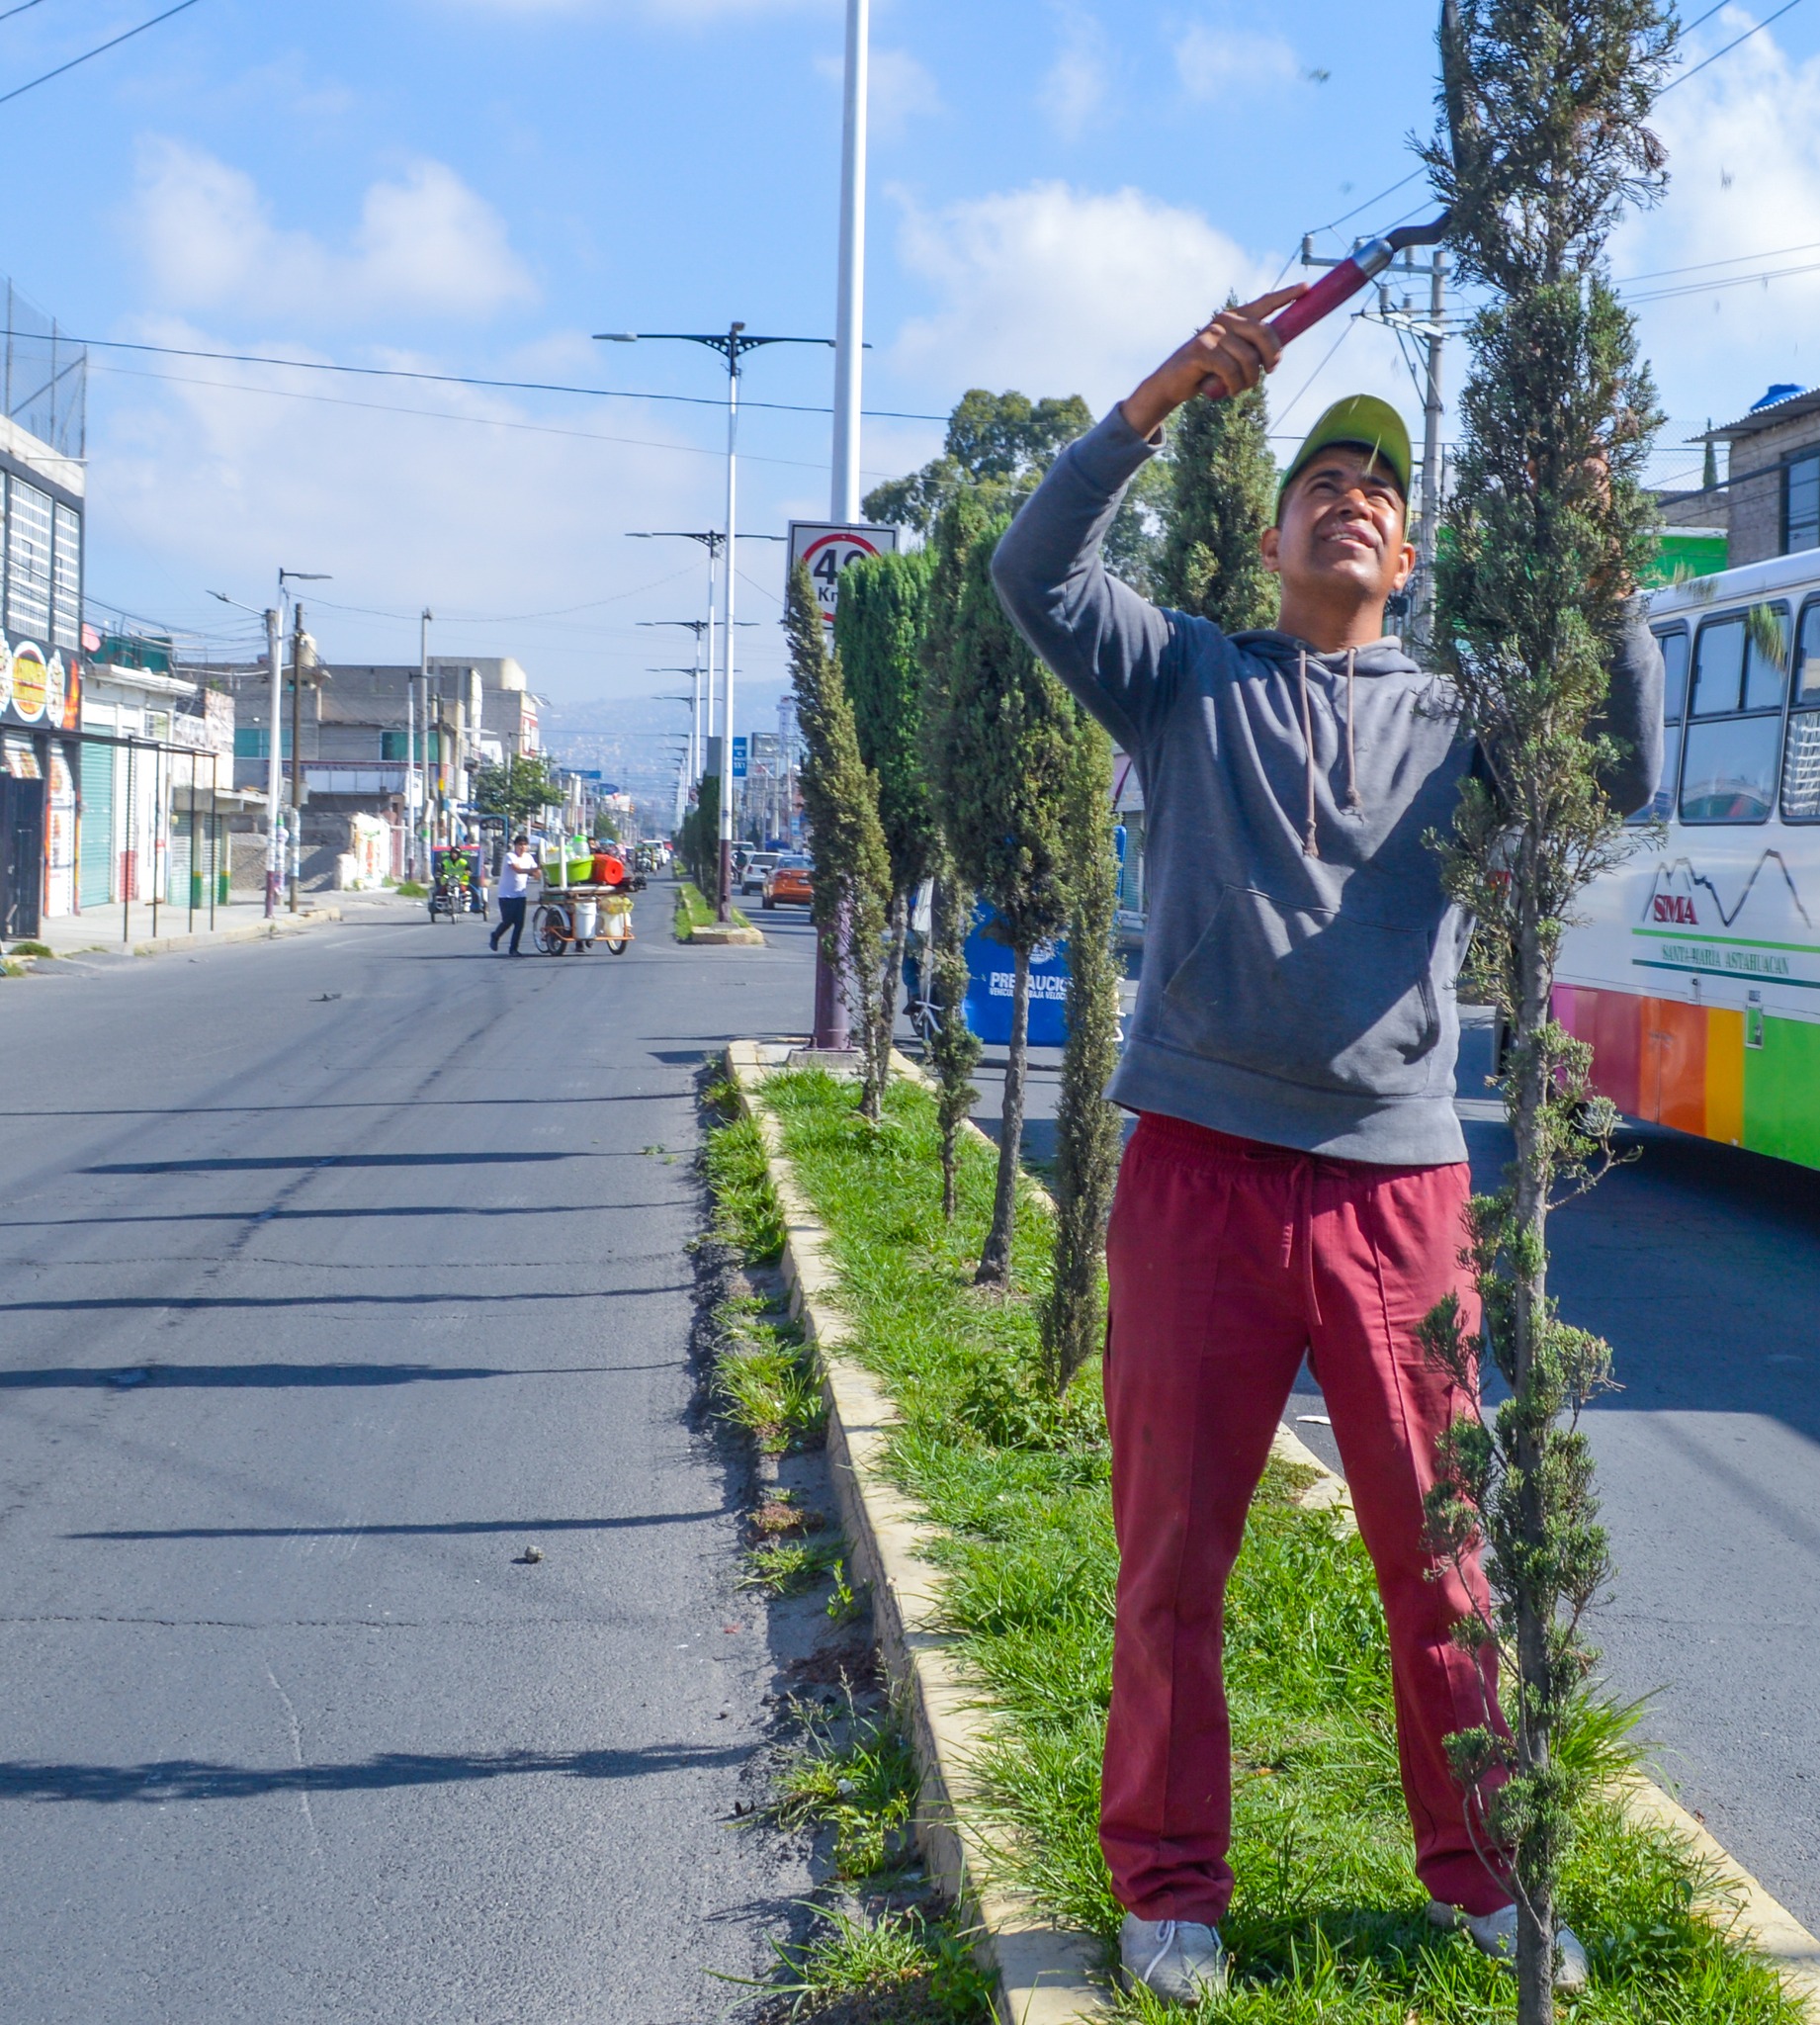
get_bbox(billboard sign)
[732,735,748,779]
[787,520,901,633]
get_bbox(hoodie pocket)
[1157,883,1442,1098]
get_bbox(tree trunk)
[977,944,1028,1287]
[869,890,909,1116]
[1513,854,1556,2025]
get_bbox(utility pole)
[264,605,283,919]
[1303,235,1449,646]
[418,609,433,885]
[289,602,311,913]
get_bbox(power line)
[0,0,58,23]
[1661,0,1809,92]
[64,333,951,423]
[0,0,204,109]
[1617,235,1820,285]
[87,360,903,481]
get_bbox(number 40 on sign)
[787,521,900,631]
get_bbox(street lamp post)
[831,0,869,523]
[600,327,833,920]
[277,569,330,913]
[640,618,756,786]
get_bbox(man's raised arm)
[991,289,1302,752]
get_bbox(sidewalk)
[8,890,408,964]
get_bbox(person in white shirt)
[489,836,539,955]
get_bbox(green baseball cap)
[1274,395,1412,522]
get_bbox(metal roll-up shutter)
[79,740,113,909]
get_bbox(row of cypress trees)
[782,377,1278,1387]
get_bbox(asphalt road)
[0,891,825,2024]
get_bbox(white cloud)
[889,181,1273,411]
[84,316,795,701]
[885,178,1420,441]
[1173,25,1302,99]
[1602,14,1820,445]
[1040,7,1110,140]
[129,140,536,324]
[813,45,943,143]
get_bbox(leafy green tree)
[678,774,719,896]
[1417,4,1674,2016]
[1155,353,1280,631]
[837,547,937,1074]
[866,388,1166,595]
[475,752,557,829]
[935,510,1078,1286]
[1041,714,1124,1395]
[785,561,894,1120]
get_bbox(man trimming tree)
[991,292,1661,2004]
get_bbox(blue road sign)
[733,736,748,780]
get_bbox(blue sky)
[7,0,1820,715]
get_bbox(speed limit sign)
[787,521,901,632]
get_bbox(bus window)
[1640,626,1689,821]
[1681,604,1789,824]
[1691,615,1745,715]
[1781,598,1820,820]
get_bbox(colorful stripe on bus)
[1555,984,1820,1168]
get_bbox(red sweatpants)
[1100,1110,1512,1924]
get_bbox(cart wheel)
[534,905,565,956]
[604,930,629,954]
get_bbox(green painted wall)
[1743,1013,1820,1167]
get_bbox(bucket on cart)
[573,899,599,943]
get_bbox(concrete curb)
[726,1043,1820,2023]
[19,907,345,966]
[686,924,765,946]
[727,1041,1109,2023]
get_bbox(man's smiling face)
[1261,445,1416,616]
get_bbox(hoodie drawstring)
[1344,649,1362,812]
[1300,648,1365,857]
[1298,650,1320,858]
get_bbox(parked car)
[738,851,778,896]
[761,854,814,910]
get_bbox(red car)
[761,855,813,909]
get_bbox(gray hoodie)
[991,407,1663,1166]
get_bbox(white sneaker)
[1119,1912,1228,2002]
[1428,1898,1590,1990]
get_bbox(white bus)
[1557,551,1820,1168]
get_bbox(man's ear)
[1259,524,1282,577]
[1391,539,1417,592]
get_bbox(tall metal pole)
[290,603,306,913]
[264,606,283,920]
[705,537,720,753]
[830,0,869,522]
[418,609,432,883]
[718,327,740,923]
[1417,248,1446,646]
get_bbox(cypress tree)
[785,560,893,1121]
[1155,345,1280,631]
[937,513,1077,1287]
[837,547,938,1093]
[1041,712,1124,1395]
[920,493,993,1217]
[1417,4,1674,2017]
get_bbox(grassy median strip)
[709,1065,1802,2023]
[674,879,755,939]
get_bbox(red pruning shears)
[1208,212,1452,401]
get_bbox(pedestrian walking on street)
[490,835,539,956]
[991,292,1663,2004]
